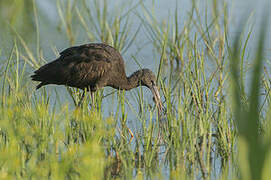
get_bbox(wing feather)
[62,48,112,89]
[32,43,117,90]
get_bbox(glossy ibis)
[31,43,163,114]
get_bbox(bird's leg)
[77,91,85,107]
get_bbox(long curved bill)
[151,85,163,116]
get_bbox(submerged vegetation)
[0,0,271,179]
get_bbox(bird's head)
[139,69,163,115]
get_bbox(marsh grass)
[0,0,271,179]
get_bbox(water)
[0,0,270,178]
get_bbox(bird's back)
[31,43,126,90]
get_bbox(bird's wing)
[61,45,114,89]
[32,43,116,89]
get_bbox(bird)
[31,43,163,114]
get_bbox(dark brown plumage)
[31,43,163,113]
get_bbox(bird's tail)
[31,73,41,81]
[31,72,48,89]
[35,82,47,90]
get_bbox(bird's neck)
[114,72,141,90]
[124,73,141,90]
